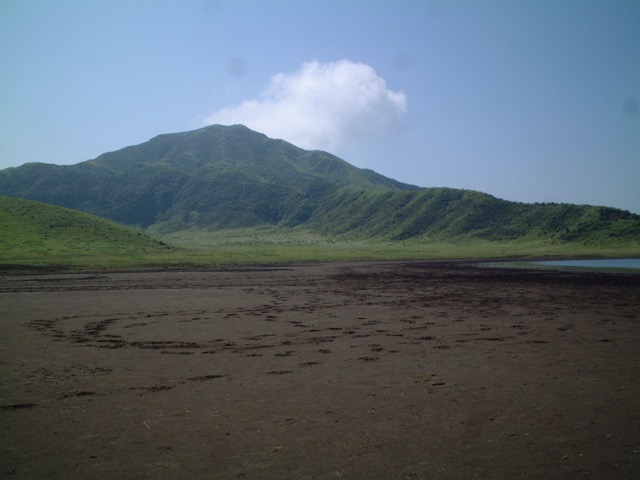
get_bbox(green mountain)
[0,125,413,230]
[0,196,171,264]
[0,124,638,244]
[307,186,640,242]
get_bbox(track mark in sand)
[305,335,338,345]
[130,341,203,350]
[94,339,127,349]
[244,334,276,341]
[0,403,37,411]
[186,374,227,382]
[274,351,296,357]
[84,318,118,336]
[358,356,380,362]
[61,391,96,398]
[266,370,293,375]
[299,361,320,367]
[27,315,216,353]
[131,385,174,393]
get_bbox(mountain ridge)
[0,124,416,229]
[88,125,413,189]
[0,124,638,244]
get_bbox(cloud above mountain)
[205,60,407,152]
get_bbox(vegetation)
[156,226,640,264]
[308,186,640,243]
[0,124,638,271]
[2,196,636,271]
[0,196,173,270]
[0,125,413,229]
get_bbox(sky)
[1,0,639,213]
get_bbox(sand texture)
[1,262,639,479]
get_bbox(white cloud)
[205,59,407,152]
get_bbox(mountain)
[0,196,170,265]
[0,124,638,244]
[307,186,640,242]
[0,125,415,230]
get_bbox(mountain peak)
[0,125,413,228]
[2,125,637,243]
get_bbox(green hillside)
[308,187,640,243]
[0,124,638,252]
[0,196,171,268]
[0,125,415,230]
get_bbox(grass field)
[0,196,170,271]
[4,226,633,271]
[2,196,639,271]
[156,226,640,263]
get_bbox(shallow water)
[532,258,640,270]
[483,258,640,272]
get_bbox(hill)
[0,124,415,230]
[0,124,638,246]
[0,196,171,268]
[308,187,640,243]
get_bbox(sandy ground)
[0,261,639,479]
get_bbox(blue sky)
[1,0,639,213]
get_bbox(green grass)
[2,197,639,272]
[152,226,640,265]
[0,196,173,270]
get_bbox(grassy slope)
[1,125,638,253]
[308,186,640,243]
[0,125,414,230]
[2,194,638,271]
[156,225,640,265]
[0,196,174,269]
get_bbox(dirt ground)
[1,261,639,479]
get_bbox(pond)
[482,258,640,272]
[531,258,640,270]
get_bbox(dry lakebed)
[1,261,639,479]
